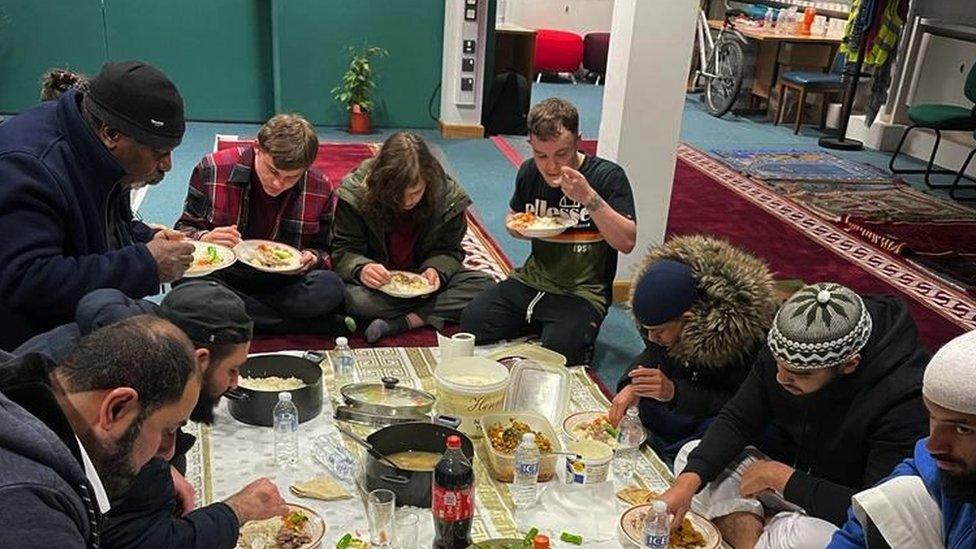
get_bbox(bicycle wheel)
[704,38,744,117]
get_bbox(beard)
[941,467,976,504]
[89,419,142,501]
[190,377,226,425]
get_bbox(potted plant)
[331,45,388,134]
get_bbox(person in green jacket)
[332,132,496,343]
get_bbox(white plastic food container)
[480,411,563,483]
[565,440,613,484]
[434,356,510,437]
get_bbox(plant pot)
[349,110,372,134]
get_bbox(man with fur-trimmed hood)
[611,235,778,463]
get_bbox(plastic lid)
[521,432,536,444]
[446,435,461,449]
[651,500,668,513]
[504,359,570,426]
[335,336,348,346]
[278,392,292,401]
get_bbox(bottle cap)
[626,405,639,415]
[651,499,668,513]
[278,391,292,401]
[446,435,461,449]
[336,336,348,346]
[532,534,550,548]
[521,432,536,444]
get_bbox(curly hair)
[40,69,88,101]
[257,113,319,170]
[360,132,444,225]
[528,98,579,139]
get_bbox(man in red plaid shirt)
[175,114,351,335]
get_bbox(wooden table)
[494,22,536,84]
[708,21,843,112]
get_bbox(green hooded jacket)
[332,158,471,283]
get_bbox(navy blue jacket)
[0,353,101,548]
[101,458,240,549]
[0,89,159,350]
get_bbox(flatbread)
[617,486,658,506]
[289,475,350,501]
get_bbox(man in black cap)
[0,60,194,350]
[10,281,290,548]
[101,281,291,549]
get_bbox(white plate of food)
[235,240,303,273]
[378,270,437,298]
[236,504,326,549]
[507,212,576,238]
[562,410,620,449]
[619,503,720,549]
[184,241,236,278]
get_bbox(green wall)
[0,0,445,127]
[0,0,107,112]
[275,0,444,128]
[102,0,274,122]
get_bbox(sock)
[364,316,411,344]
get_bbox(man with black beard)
[0,316,200,547]
[830,330,976,548]
[100,281,289,549]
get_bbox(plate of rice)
[236,504,325,549]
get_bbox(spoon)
[336,425,401,470]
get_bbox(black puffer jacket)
[682,295,931,526]
[619,236,777,457]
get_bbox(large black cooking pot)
[363,418,473,508]
[227,352,324,426]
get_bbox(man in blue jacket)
[829,330,976,548]
[0,60,194,350]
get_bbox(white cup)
[438,332,476,360]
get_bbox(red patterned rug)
[765,179,976,293]
[214,136,512,352]
[675,145,974,350]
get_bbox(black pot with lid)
[335,376,435,426]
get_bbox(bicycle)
[691,1,748,117]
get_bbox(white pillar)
[439,0,489,138]
[598,0,698,284]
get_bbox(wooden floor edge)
[438,119,484,139]
[613,279,631,304]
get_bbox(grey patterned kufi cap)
[768,282,872,370]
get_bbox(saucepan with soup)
[362,418,474,508]
[227,352,325,426]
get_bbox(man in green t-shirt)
[461,98,636,365]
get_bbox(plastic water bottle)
[763,7,774,29]
[512,433,541,508]
[641,500,671,549]
[614,406,645,480]
[310,434,357,481]
[273,392,299,467]
[775,8,787,33]
[333,337,355,386]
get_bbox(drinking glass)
[393,510,419,549]
[367,489,396,548]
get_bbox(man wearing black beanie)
[0,60,193,350]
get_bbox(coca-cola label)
[432,485,473,521]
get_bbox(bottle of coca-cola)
[432,435,474,549]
